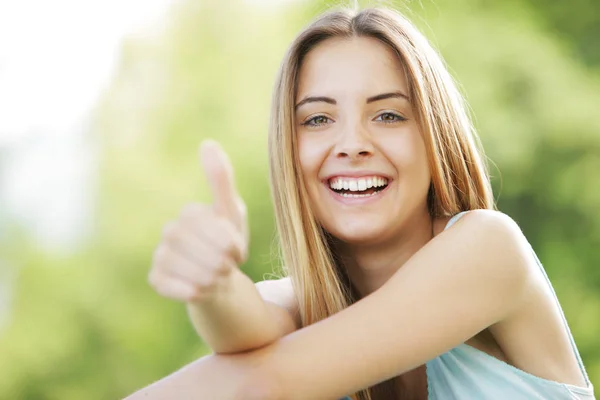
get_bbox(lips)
[319,172,391,201]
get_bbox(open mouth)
[327,176,390,198]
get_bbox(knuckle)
[237,198,247,215]
[240,245,249,264]
[222,236,238,257]
[147,269,162,290]
[188,290,211,303]
[154,284,167,296]
[196,279,217,294]
[180,203,205,219]
[216,220,243,256]
[186,286,204,302]
[221,266,234,278]
[156,284,174,299]
[161,222,179,242]
[152,245,170,266]
[214,260,232,277]
[214,253,232,272]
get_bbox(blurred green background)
[0,0,599,398]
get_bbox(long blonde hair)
[267,5,494,399]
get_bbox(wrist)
[187,266,246,307]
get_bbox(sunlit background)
[0,0,598,398]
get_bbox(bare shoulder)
[249,210,543,399]
[440,209,532,270]
[255,276,295,303]
[255,276,300,327]
[445,210,590,387]
[443,209,523,236]
[441,208,536,290]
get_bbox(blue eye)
[302,115,332,127]
[375,112,406,124]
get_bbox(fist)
[148,140,249,303]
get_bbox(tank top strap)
[443,210,470,231]
[443,209,592,388]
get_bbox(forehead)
[296,36,407,99]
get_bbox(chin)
[325,222,389,245]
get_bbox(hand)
[148,140,249,303]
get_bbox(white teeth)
[357,179,367,191]
[328,176,389,192]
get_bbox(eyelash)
[301,112,407,128]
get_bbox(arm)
[251,210,535,399]
[135,210,531,400]
[151,141,298,355]
[187,271,299,354]
[125,277,299,400]
[123,351,274,400]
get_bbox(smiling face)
[295,36,432,245]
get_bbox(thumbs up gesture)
[149,140,249,303]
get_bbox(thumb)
[199,140,242,223]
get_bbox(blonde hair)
[267,5,494,399]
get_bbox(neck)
[334,210,435,298]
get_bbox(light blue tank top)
[341,211,595,399]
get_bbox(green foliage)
[0,0,598,398]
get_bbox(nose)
[333,121,374,161]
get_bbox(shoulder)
[441,209,529,257]
[253,211,541,398]
[255,277,300,324]
[443,209,522,235]
[255,276,294,300]
[386,209,537,323]
[435,209,535,300]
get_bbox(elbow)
[212,334,281,356]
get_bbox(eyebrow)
[294,91,409,110]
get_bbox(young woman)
[130,5,595,400]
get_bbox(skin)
[247,36,587,398]
[126,36,590,400]
[296,36,434,298]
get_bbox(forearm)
[187,267,281,354]
[124,351,275,400]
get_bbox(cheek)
[298,137,321,209]
[408,138,431,193]
[297,135,332,221]
[298,135,327,181]
[383,131,431,189]
[412,134,431,180]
